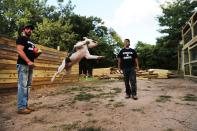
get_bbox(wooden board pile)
[93,68,177,80]
[93,67,123,80]
[137,69,177,79]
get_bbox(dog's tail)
[51,59,66,82]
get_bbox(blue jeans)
[123,67,137,96]
[17,64,33,110]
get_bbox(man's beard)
[25,32,31,37]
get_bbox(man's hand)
[136,66,140,72]
[27,61,35,69]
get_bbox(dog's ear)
[83,37,87,40]
[85,41,90,45]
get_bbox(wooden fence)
[0,36,79,90]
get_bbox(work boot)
[132,95,138,100]
[125,94,131,99]
[17,108,31,114]
[27,107,35,112]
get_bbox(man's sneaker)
[125,94,131,99]
[132,95,138,100]
[17,108,31,114]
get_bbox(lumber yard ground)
[0,76,196,131]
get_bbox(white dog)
[51,37,105,82]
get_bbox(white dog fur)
[51,37,104,82]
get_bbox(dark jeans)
[123,67,137,96]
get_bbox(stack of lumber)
[0,36,79,90]
[138,69,176,79]
[93,67,176,80]
[137,70,158,79]
[93,67,123,80]
[148,69,174,78]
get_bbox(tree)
[156,0,197,69]
[135,41,156,69]
[0,0,46,37]
[32,18,76,51]
[0,0,123,69]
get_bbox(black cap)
[23,24,34,30]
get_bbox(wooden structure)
[0,36,79,90]
[182,11,197,79]
[93,67,175,80]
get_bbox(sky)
[47,0,167,47]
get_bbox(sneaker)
[17,108,31,114]
[132,95,138,100]
[125,94,131,99]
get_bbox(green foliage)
[78,126,102,131]
[137,0,197,70]
[156,95,172,103]
[183,94,197,101]
[74,92,96,101]
[113,101,125,107]
[135,41,156,69]
[156,0,197,69]
[32,18,76,51]
[0,0,46,37]
[0,0,123,68]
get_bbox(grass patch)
[183,94,197,101]
[86,113,93,117]
[67,99,76,106]
[113,102,125,107]
[0,109,3,115]
[175,102,196,106]
[111,88,122,94]
[54,86,99,96]
[131,108,145,114]
[32,115,46,123]
[62,122,80,131]
[79,77,96,82]
[156,95,172,103]
[52,121,80,131]
[164,128,175,131]
[78,126,103,131]
[105,103,112,108]
[86,120,98,124]
[108,99,115,102]
[71,86,96,92]
[74,92,96,101]
[97,92,115,98]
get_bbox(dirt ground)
[0,78,196,131]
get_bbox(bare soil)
[0,78,196,131]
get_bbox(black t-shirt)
[16,36,36,65]
[117,48,137,69]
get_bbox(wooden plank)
[0,64,57,70]
[93,68,111,76]
[0,75,79,84]
[0,68,79,79]
[0,44,17,52]
[0,70,17,74]
[0,78,17,83]
[0,37,16,47]
[0,37,79,89]
[0,83,17,89]
[0,54,18,61]
[0,59,62,68]
[0,77,79,89]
